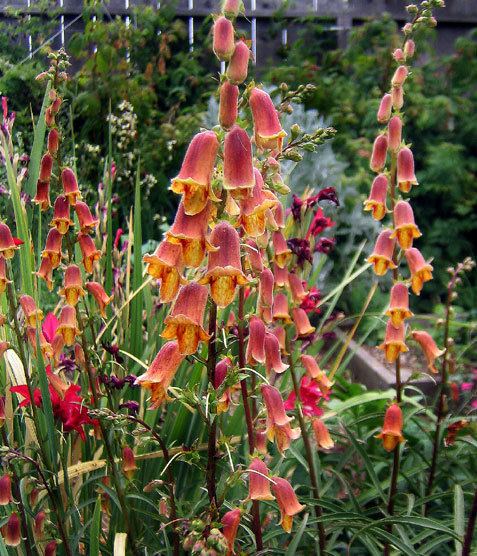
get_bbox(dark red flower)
[284,376,327,417]
[300,286,321,314]
[306,207,335,240]
[287,238,312,267]
[291,195,304,222]
[315,237,336,254]
[306,187,339,208]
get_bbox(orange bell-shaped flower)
[272,231,292,269]
[386,282,413,328]
[161,282,210,355]
[249,87,287,153]
[272,292,292,324]
[367,229,397,276]
[50,195,73,235]
[271,477,305,533]
[377,320,408,364]
[0,223,19,259]
[300,354,333,396]
[121,446,138,480]
[33,180,51,211]
[41,228,63,269]
[36,257,53,291]
[221,508,241,556]
[75,201,99,235]
[405,247,433,295]
[59,264,85,306]
[261,385,300,453]
[61,167,82,206]
[226,40,250,84]
[143,241,186,303]
[363,174,388,221]
[56,306,80,346]
[170,131,219,216]
[292,307,316,337]
[134,341,185,408]
[264,332,289,374]
[288,273,308,303]
[214,357,233,414]
[312,418,334,450]
[248,458,274,501]
[376,403,405,452]
[78,233,101,273]
[219,80,239,129]
[391,200,421,250]
[199,222,249,307]
[245,316,266,365]
[397,147,418,192]
[239,169,278,237]
[223,125,254,199]
[19,294,43,327]
[86,282,113,317]
[411,330,445,374]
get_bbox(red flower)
[284,375,326,417]
[11,371,92,440]
[306,207,335,240]
[300,286,321,314]
[306,186,339,208]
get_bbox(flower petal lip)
[386,282,413,328]
[405,247,433,295]
[161,282,210,355]
[170,131,219,216]
[249,87,287,152]
[366,229,397,276]
[143,241,186,302]
[226,40,250,84]
[51,194,73,235]
[363,173,388,221]
[134,341,185,408]
[223,125,254,197]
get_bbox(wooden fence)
[1,0,476,68]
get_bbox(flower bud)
[61,167,82,206]
[405,247,433,295]
[363,174,388,221]
[370,134,388,173]
[222,0,241,17]
[249,87,287,152]
[258,267,274,323]
[33,510,46,538]
[122,446,138,480]
[219,80,239,129]
[45,541,58,556]
[223,125,254,198]
[214,357,232,414]
[47,128,60,156]
[386,282,413,328]
[392,85,404,110]
[392,65,409,88]
[393,48,404,62]
[39,153,53,182]
[411,330,445,374]
[51,195,73,235]
[226,40,250,84]
[391,200,421,250]
[388,115,402,152]
[397,147,418,192]
[367,229,397,276]
[378,321,408,364]
[2,512,21,546]
[271,477,305,533]
[377,93,392,123]
[248,458,274,501]
[376,403,405,452]
[244,239,263,274]
[213,16,235,61]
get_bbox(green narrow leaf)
[285,512,309,555]
[0,535,8,556]
[89,496,102,556]
[104,100,114,294]
[454,484,464,555]
[129,161,143,358]
[25,82,51,198]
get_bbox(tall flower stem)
[79,320,139,556]
[237,286,263,551]
[206,302,218,509]
[462,487,477,556]
[286,336,326,556]
[384,152,401,556]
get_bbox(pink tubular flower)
[397,147,418,192]
[51,195,73,235]
[214,357,233,414]
[258,267,274,323]
[363,173,388,221]
[392,85,404,110]
[2,512,21,546]
[199,222,249,308]
[165,202,212,268]
[249,87,286,152]
[288,273,308,303]
[264,332,289,374]
[219,80,239,129]
[86,282,113,317]
[284,375,325,417]
[226,40,250,84]
[19,294,43,327]
[75,201,99,234]
[213,16,235,61]
[239,169,278,237]
[272,231,292,269]
[246,316,266,364]
[161,282,210,355]
[134,341,185,408]
[386,282,413,329]
[271,477,305,533]
[171,131,219,216]
[222,0,241,17]
[143,241,186,303]
[366,229,397,276]
[405,247,433,295]
[59,264,85,306]
[223,125,254,199]
[378,321,408,364]
[248,458,274,501]
[271,326,287,354]
[377,93,392,123]
[78,233,101,273]
[292,307,316,337]
[0,475,12,505]
[392,65,409,88]
[272,292,292,324]
[0,223,19,259]
[221,509,241,556]
[390,200,421,250]
[57,306,80,346]
[47,128,59,156]
[273,262,289,288]
[312,418,334,449]
[244,239,263,274]
[404,39,415,59]
[388,115,402,153]
[370,134,388,173]
[41,228,63,269]
[61,167,82,205]
[411,330,445,374]
[393,48,404,62]
[376,403,405,452]
[261,384,300,453]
